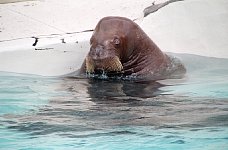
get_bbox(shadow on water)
[87,79,166,99]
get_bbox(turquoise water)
[0,54,228,150]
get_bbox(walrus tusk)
[85,56,95,73]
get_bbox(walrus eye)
[113,37,120,46]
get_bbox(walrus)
[79,16,186,81]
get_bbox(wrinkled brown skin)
[79,16,186,81]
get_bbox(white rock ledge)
[0,0,227,76]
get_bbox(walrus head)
[86,35,124,75]
[85,17,135,75]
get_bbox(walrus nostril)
[94,45,106,57]
[95,48,100,57]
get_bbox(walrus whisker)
[114,59,123,71]
[86,55,123,74]
[106,56,123,72]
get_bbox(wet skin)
[80,16,186,81]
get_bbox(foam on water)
[0,54,228,150]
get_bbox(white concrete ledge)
[0,0,228,76]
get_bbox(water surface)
[0,54,228,150]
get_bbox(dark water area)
[0,53,228,149]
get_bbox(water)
[0,53,228,150]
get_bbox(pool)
[0,53,228,150]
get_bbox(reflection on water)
[0,54,228,149]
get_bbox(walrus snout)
[85,55,123,74]
[95,45,105,58]
[89,45,106,60]
[86,43,123,74]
